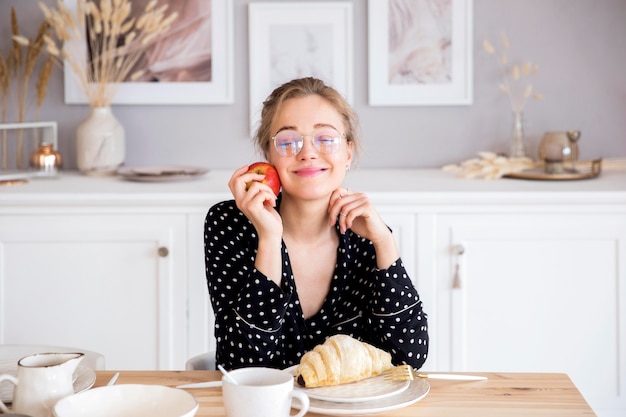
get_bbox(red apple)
[245,162,281,196]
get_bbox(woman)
[204,77,428,370]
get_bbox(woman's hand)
[229,165,283,240]
[328,187,399,269]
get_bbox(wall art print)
[63,0,234,105]
[248,2,353,135]
[368,0,473,106]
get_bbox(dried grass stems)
[443,151,536,179]
[40,0,178,107]
[483,33,544,112]
[2,7,54,169]
[0,54,9,170]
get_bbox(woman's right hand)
[229,165,283,240]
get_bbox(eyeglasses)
[272,127,346,157]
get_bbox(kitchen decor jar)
[76,107,125,176]
[30,142,62,174]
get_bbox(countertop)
[1,169,625,208]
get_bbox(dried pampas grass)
[0,54,10,170]
[483,33,544,112]
[442,151,536,179]
[39,0,178,107]
[2,7,53,169]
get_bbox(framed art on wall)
[63,0,234,105]
[248,2,353,135]
[368,0,473,106]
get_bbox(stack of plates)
[117,166,209,182]
[286,367,429,415]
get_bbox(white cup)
[222,367,309,417]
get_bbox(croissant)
[295,334,393,387]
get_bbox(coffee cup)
[222,367,309,417]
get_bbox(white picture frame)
[248,2,353,135]
[63,0,234,105]
[368,0,473,106]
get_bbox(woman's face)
[268,95,352,201]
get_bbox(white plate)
[53,384,198,417]
[294,377,429,416]
[117,165,209,182]
[286,366,410,403]
[0,364,95,403]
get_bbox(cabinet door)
[0,214,187,370]
[186,211,216,361]
[378,212,417,279]
[435,213,626,417]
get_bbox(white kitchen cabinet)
[433,212,626,417]
[0,213,188,370]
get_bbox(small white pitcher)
[0,352,84,417]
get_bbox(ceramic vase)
[510,110,526,158]
[76,107,125,175]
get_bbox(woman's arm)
[228,165,284,286]
[344,233,429,369]
[368,258,429,369]
[204,201,293,369]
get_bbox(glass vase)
[76,107,125,176]
[510,110,526,158]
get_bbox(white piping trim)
[371,300,421,317]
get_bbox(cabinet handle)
[158,247,169,257]
[452,244,464,289]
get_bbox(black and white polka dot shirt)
[204,198,429,371]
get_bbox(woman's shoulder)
[208,199,237,212]
[206,199,245,223]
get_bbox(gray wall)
[1,0,625,170]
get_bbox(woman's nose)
[298,136,319,159]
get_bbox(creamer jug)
[0,352,84,417]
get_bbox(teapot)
[0,352,84,417]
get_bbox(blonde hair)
[254,77,361,162]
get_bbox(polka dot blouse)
[204,199,429,371]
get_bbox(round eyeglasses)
[272,127,346,157]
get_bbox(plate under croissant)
[285,366,429,416]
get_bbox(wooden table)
[94,370,596,417]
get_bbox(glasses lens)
[274,130,303,156]
[313,128,342,154]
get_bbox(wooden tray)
[505,159,601,181]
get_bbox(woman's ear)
[345,141,353,170]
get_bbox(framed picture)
[248,2,353,135]
[63,0,234,105]
[368,0,473,106]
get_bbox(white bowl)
[53,384,199,417]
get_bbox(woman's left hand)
[328,188,389,242]
[329,187,400,269]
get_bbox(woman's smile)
[293,166,328,177]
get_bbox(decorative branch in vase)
[28,0,178,175]
[483,33,544,158]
